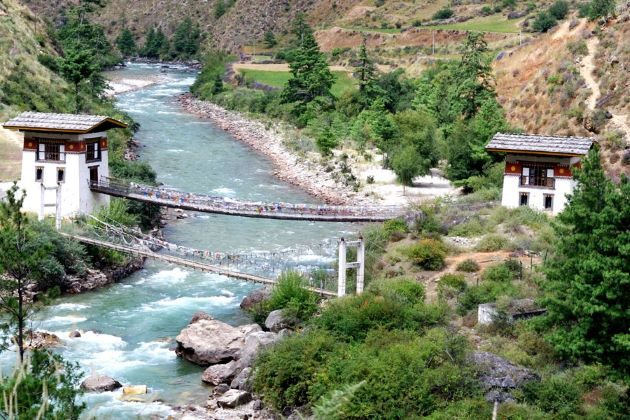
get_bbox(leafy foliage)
[401,238,447,270]
[173,18,202,59]
[541,149,630,376]
[116,28,137,57]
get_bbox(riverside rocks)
[201,361,238,386]
[175,318,261,366]
[25,331,61,349]
[81,375,122,392]
[216,390,252,409]
[65,257,144,294]
[178,94,354,205]
[240,287,271,310]
[264,309,290,333]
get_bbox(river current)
[9,64,356,418]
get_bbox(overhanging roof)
[486,133,595,156]
[2,112,128,134]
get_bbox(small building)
[486,133,595,215]
[2,112,127,221]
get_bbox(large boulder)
[25,331,61,349]
[264,309,290,333]
[175,318,261,366]
[216,389,252,409]
[471,351,539,402]
[81,375,122,392]
[202,361,238,386]
[230,367,252,391]
[190,311,213,324]
[240,287,271,311]
[235,331,279,371]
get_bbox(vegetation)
[116,28,137,57]
[540,149,629,376]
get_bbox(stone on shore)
[190,311,213,324]
[471,351,539,402]
[235,331,280,372]
[264,309,291,332]
[216,389,252,409]
[201,361,238,386]
[175,318,261,366]
[230,367,252,391]
[240,287,270,310]
[81,375,122,392]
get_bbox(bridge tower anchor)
[337,236,365,297]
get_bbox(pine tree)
[281,14,334,114]
[264,31,277,48]
[142,27,158,58]
[173,18,201,58]
[212,73,224,94]
[542,148,630,375]
[59,47,100,112]
[214,0,226,19]
[116,28,136,57]
[355,37,382,108]
[456,32,495,119]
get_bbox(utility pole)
[432,30,435,55]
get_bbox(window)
[57,168,65,183]
[520,192,529,206]
[89,166,99,185]
[86,141,101,162]
[35,167,43,182]
[37,140,65,162]
[544,194,553,210]
[521,163,555,188]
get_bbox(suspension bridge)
[63,216,363,297]
[89,177,405,222]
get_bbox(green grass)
[239,69,357,97]
[339,25,403,34]
[425,15,524,33]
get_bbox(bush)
[482,262,517,283]
[402,238,447,270]
[383,218,408,240]
[523,374,582,416]
[433,8,455,20]
[587,0,616,20]
[264,271,320,324]
[533,12,557,32]
[475,233,510,252]
[549,0,569,19]
[438,273,467,299]
[456,259,481,272]
[367,277,425,305]
[480,6,493,16]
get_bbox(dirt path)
[233,63,350,72]
[581,37,630,138]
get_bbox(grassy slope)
[239,69,356,97]
[425,14,525,33]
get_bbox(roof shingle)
[2,112,126,133]
[486,133,595,156]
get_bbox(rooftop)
[486,133,595,156]
[2,112,127,134]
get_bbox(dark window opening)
[57,168,65,183]
[86,141,101,162]
[35,167,43,182]
[520,164,555,188]
[89,166,99,184]
[520,193,529,206]
[544,195,553,210]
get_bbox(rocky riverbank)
[177,93,357,205]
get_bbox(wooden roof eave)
[485,148,587,157]
[2,117,128,134]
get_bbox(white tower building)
[2,112,127,222]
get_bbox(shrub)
[433,8,455,20]
[549,0,569,20]
[456,281,519,315]
[480,6,493,16]
[475,233,510,252]
[456,259,481,272]
[587,0,616,20]
[383,218,408,240]
[533,12,557,32]
[438,273,467,299]
[367,277,425,305]
[482,262,517,283]
[265,271,320,323]
[523,374,582,416]
[449,217,488,237]
[402,238,447,270]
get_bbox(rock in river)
[216,389,252,409]
[81,374,122,392]
[201,361,238,386]
[175,317,261,366]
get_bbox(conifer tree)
[355,37,383,108]
[281,14,334,114]
[264,31,277,48]
[116,28,136,57]
[542,148,630,375]
[173,18,201,58]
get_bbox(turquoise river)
[6,64,358,418]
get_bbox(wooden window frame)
[86,140,101,163]
[89,166,99,185]
[36,140,65,162]
[519,192,529,206]
[543,194,554,211]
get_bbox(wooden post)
[356,236,365,294]
[338,237,346,297]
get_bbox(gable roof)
[2,112,127,134]
[486,133,595,156]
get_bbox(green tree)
[281,14,335,115]
[355,37,382,108]
[0,350,85,419]
[456,32,495,119]
[214,0,227,19]
[141,27,170,59]
[0,184,49,361]
[587,0,616,20]
[116,28,136,57]
[391,144,423,193]
[533,11,557,32]
[549,0,569,19]
[59,48,100,113]
[542,148,630,376]
[212,73,224,94]
[316,124,338,156]
[173,18,202,58]
[264,31,277,48]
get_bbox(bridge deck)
[64,233,337,297]
[90,178,403,222]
